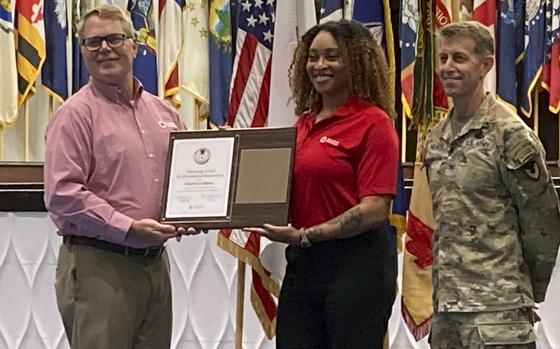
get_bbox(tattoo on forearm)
[306,227,323,242]
[338,208,362,235]
[305,207,364,242]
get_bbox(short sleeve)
[356,113,399,197]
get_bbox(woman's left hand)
[243,224,300,245]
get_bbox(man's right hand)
[129,219,178,243]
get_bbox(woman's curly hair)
[289,20,395,119]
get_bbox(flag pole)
[0,126,3,161]
[533,89,539,137]
[48,96,54,120]
[401,112,407,161]
[24,101,29,161]
[235,260,246,349]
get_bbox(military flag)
[209,0,233,126]
[71,0,89,94]
[42,0,68,102]
[403,0,451,340]
[400,0,419,119]
[158,0,185,107]
[319,0,343,22]
[473,0,497,93]
[520,0,546,116]
[15,0,46,106]
[0,0,18,127]
[496,0,523,110]
[410,0,449,128]
[128,0,158,95]
[402,160,435,340]
[542,0,560,113]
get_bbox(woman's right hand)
[243,224,301,245]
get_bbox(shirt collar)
[440,93,494,141]
[89,77,144,104]
[307,95,368,119]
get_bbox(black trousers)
[276,228,397,349]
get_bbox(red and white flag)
[218,0,279,338]
[473,0,497,93]
[158,0,185,107]
[542,0,560,113]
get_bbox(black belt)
[63,235,164,258]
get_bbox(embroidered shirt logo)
[158,120,178,129]
[320,136,340,146]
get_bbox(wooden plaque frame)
[160,127,296,229]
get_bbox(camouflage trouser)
[430,308,536,349]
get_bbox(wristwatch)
[299,228,312,248]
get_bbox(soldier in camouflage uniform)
[424,21,560,348]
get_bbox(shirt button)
[154,178,160,183]
[141,130,146,134]
[148,153,154,158]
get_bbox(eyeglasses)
[81,33,131,51]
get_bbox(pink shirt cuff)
[107,211,134,242]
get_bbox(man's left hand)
[175,226,208,241]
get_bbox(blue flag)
[128,0,158,95]
[71,0,89,94]
[352,0,385,46]
[320,0,344,22]
[496,0,523,110]
[520,1,546,116]
[350,0,403,248]
[0,1,11,22]
[209,0,233,126]
[42,0,68,102]
[384,161,407,251]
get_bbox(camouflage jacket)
[424,94,560,313]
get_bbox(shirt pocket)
[476,322,536,345]
[455,150,498,193]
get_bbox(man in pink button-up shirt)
[43,4,201,348]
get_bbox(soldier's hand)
[130,218,178,242]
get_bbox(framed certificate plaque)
[160,127,296,229]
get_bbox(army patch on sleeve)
[522,161,540,180]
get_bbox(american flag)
[542,0,560,113]
[228,0,276,128]
[219,0,280,339]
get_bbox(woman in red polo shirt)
[244,20,399,348]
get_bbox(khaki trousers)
[55,242,172,349]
